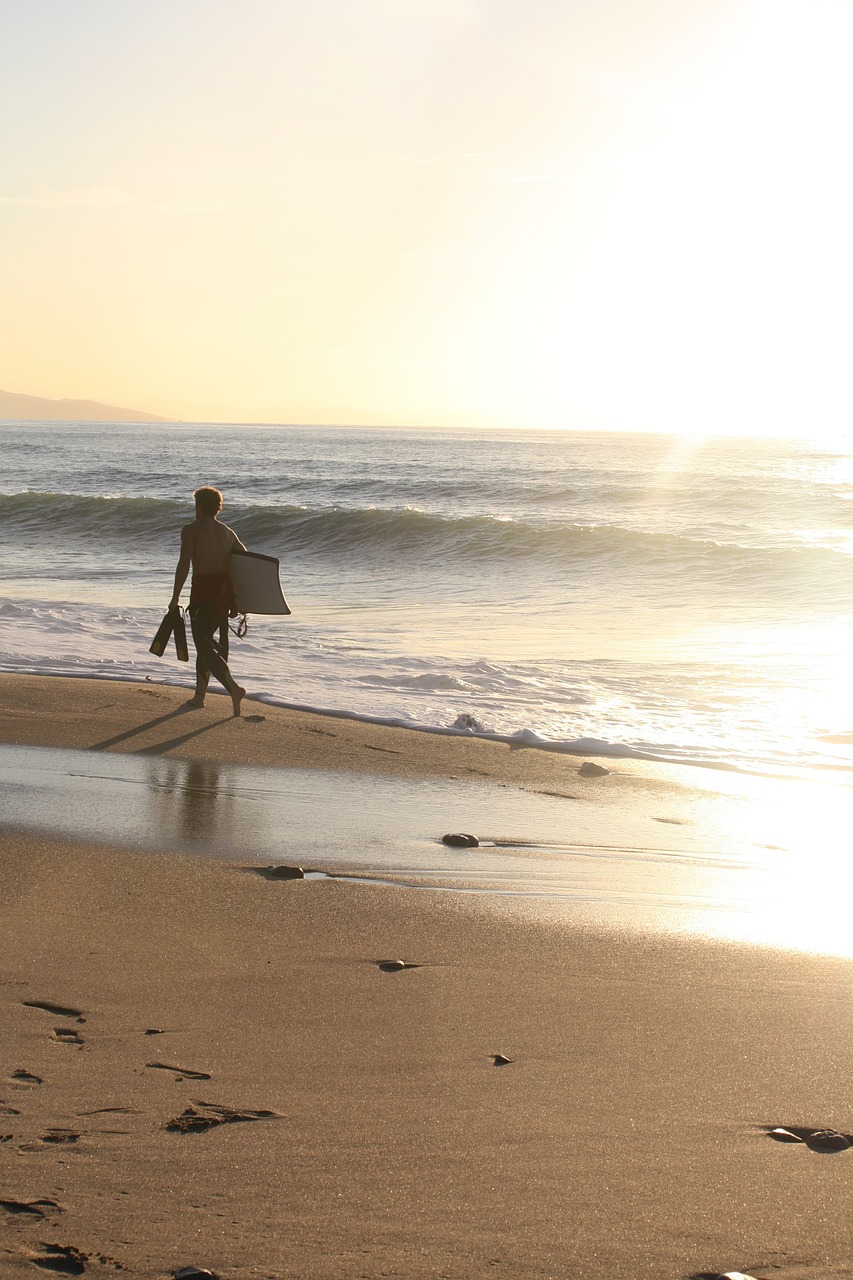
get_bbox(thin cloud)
[0,186,133,209]
[506,174,560,184]
[0,186,234,213]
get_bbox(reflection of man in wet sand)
[169,485,247,717]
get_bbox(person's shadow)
[89,704,227,755]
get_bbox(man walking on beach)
[169,485,247,717]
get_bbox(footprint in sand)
[145,1062,212,1082]
[22,1001,86,1024]
[26,1243,89,1275]
[0,1198,63,1219]
[165,1100,279,1134]
[40,1130,81,1145]
[51,1027,85,1048]
[10,1069,43,1087]
[75,1107,141,1117]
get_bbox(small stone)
[145,1028,165,1036]
[768,1127,804,1143]
[805,1128,850,1152]
[492,1054,513,1066]
[578,762,610,777]
[378,960,409,972]
[174,1269,220,1280]
[452,713,485,732]
[442,833,479,848]
[266,865,304,879]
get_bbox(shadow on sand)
[89,704,228,756]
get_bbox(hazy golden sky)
[1,0,851,433]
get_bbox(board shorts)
[189,572,237,618]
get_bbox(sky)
[1,0,851,434]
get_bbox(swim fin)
[149,607,190,661]
[149,609,176,657]
[172,608,189,662]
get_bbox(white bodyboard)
[230,550,291,615]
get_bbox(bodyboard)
[230,550,291,616]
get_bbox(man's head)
[194,485,223,517]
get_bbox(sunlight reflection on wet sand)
[1,743,851,957]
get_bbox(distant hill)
[0,388,172,422]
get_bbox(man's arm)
[169,526,193,608]
[228,524,248,554]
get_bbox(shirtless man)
[169,485,247,716]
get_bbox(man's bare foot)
[185,695,205,709]
[231,687,246,718]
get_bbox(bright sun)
[514,0,853,441]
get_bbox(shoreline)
[0,670,812,797]
[3,665,846,785]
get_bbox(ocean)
[2,421,852,781]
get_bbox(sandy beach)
[2,675,853,1279]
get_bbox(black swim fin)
[149,609,176,657]
[172,608,190,662]
[149,607,189,661]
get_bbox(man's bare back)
[182,515,244,574]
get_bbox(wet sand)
[0,672,732,799]
[2,674,853,1277]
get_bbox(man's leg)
[188,606,212,706]
[190,602,244,716]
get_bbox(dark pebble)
[492,1054,513,1066]
[378,960,409,972]
[442,832,479,848]
[145,1028,165,1036]
[768,1127,804,1143]
[578,762,610,777]
[806,1128,850,1152]
[266,864,305,879]
[174,1269,220,1280]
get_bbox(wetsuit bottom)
[189,600,236,696]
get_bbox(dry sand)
[2,675,853,1279]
